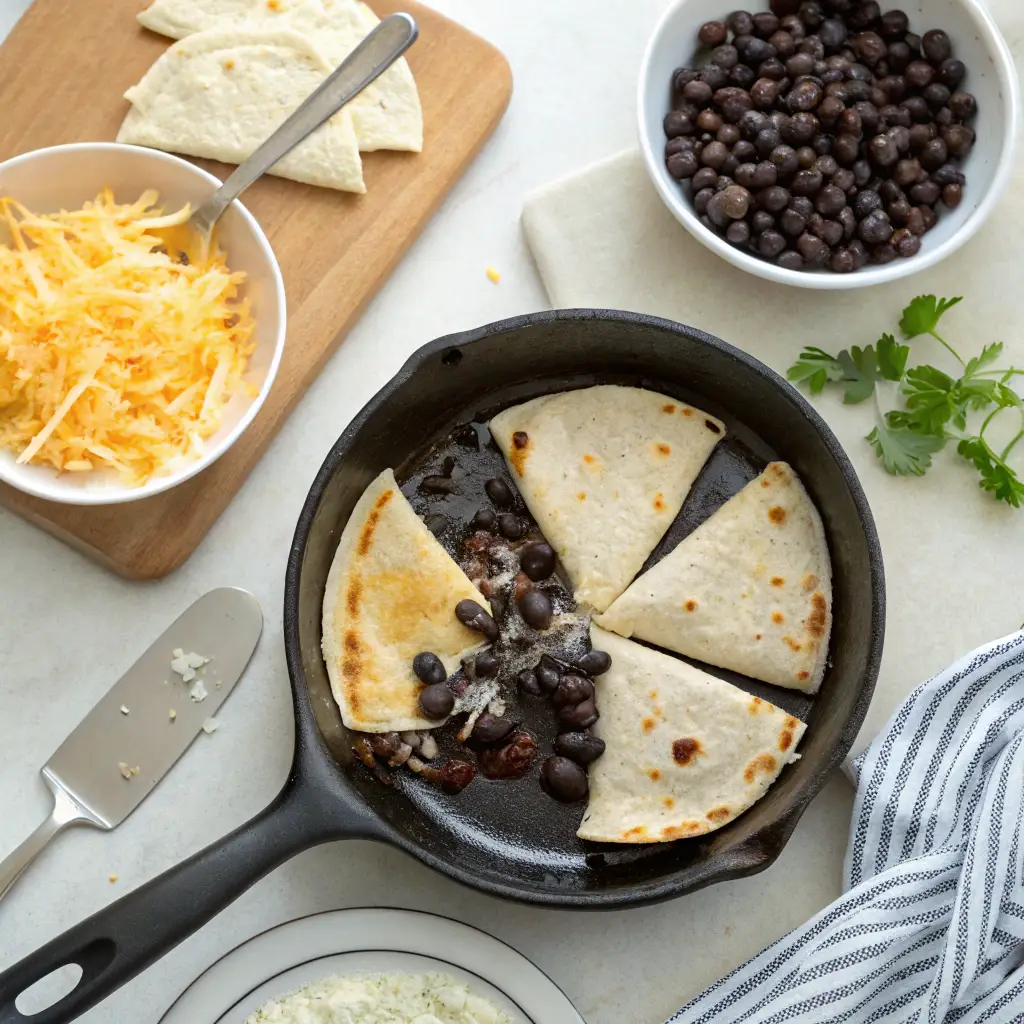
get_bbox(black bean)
[905,205,926,234]
[456,599,486,625]
[754,10,781,37]
[470,508,496,532]
[554,732,606,766]
[920,204,938,231]
[733,139,757,162]
[683,79,714,106]
[419,682,454,718]
[789,111,821,143]
[780,13,805,37]
[475,649,499,678]
[889,125,911,154]
[744,37,776,65]
[798,35,824,60]
[557,698,599,731]
[706,192,732,229]
[693,187,714,215]
[815,154,839,177]
[931,162,965,187]
[923,83,951,111]
[572,650,611,677]
[535,655,563,693]
[791,168,824,195]
[876,75,906,102]
[740,109,770,140]
[760,184,791,212]
[768,30,797,59]
[701,141,731,170]
[858,209,893,244]
[893,227,922,258]
[938,59,965,89]
[518,669,543,697]
[851,31,886,64]
[726,220,751,245]
[735,162,758,189]
[420,475,454,495]
[713,44,740,70]
[673,67,701,92]
[701,63,731,92]
[853,159,872,185]
[520,542,556,581]
[756,126,783,157]
[770,143,800,177]
[921,29,952,65]
[880,9,908,39]
[919,137,948,171]
[552,674,595,710]
[751,77,781,109]
[799,1,824,29]
[905,32,922,55]
[887,41,911,72]
[751,162,779,189]
[692,166,720,192]
[949,92,977,122]
[472,713,515,745]
[664,112,696,139]
[868,133,898,166]
[699,20,729,46]
[833,166,856,192]
[878,178,903,203]
[812,215,843,246]
[935,106,954,128]
[892,157,921,187]
[797,231,831,265]
[853,188,882,218]
[816,183,847,215]
[904,60,934,88]
[786,51,816,78]
[541,756,589,803]
[908,122,935,151]
[830,247,857,272]
[698,108,724,133]
[833,132,861,164]
[885,102,914,126]
[721,185,753,218]
[849,238,869,267]
[942,183,963,209]
[838,204,857,238]
[667,150,699,179]
[819,18,847,50]
[518,589,553,630]
[908,179,941,205]
[848,0,880,29]
[901,96,931,124]
[787,79,823,111]
[717,123,742,146]
[730,63,757,88]
[424,513,447,537]
[777,249,805,269]
[758,229,788,257]
[779,206,808,236]
[497,513,524,540]
[413,651,447,686]
[751,209,776,233]
[789,194,815,218]
[484,478,513,506]
[812,133,834,157]
[818,94,846,127]
[729,10,755,35]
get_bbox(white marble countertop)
[0,2,1018,1023]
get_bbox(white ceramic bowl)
[638,0,1020,289]
[0,143,286,505]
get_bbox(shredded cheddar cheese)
[0,190,256,484]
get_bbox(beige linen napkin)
[522,151,1024,753]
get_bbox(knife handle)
[0,782,98,905]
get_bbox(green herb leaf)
[899,295,962,339]
[900,365,958,432]
[957,438,1024,508]
[964,342,1004,378]
[867,416,946,476]
[876,333,910,381]
[786,347,846,394]
[838,345,880,404]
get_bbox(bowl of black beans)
[638,0,1018,287]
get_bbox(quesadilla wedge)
[322,469,490,732]
[578,626,806,844]
[136,0,423,152]
[117,29,366,193]
[597,462,832,694]
[489,386,725,613]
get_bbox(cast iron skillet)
[0,310,884,1024]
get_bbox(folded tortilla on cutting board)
[598,462,832,694]
[322,468,491,732]
[117,29,366,193]
[136,0,423,152]
[489,386,725,614]
[578,626,806,844]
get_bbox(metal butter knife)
[0,588,263,905]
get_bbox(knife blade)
[0,587,263,904]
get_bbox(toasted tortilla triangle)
[598,462,832,694]
[489,386,725,614]
[136,0,423,152]
[578,626,806,844]
[117,28,366,192]
[322,469,490,732]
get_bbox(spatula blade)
[42,588,263,829]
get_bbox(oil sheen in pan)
[387,374,815,868]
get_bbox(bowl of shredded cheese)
[0,142,285,504]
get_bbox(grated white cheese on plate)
[189,679,208,703]
[171,649,209,684]
[242,972,511,1024]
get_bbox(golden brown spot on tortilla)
[642,717,656,734]
[672,737,702,766]
[346,580,361,616]
[655,706,665,720]
[509,431,530,475]
[768,505,786,524]
[649,689,658,700]
[682,407,693,416]
[623,826,647,839]
[661,821,705,840]
[663,797,675,809]
[807,592,828,637]
[655,443,671,456]
[761,479,771,488]
[357,489,394,556]
[684,599,698,612]
[653,492,665,511]
[705,419,721,434]
[341,632,362,709]
[785,715,799,729]
[771,463,786,478]
[744,753,778,783]
[662,403,676,413]
[779,729,794,752]
[707,807,731,823]
[755,633,763,640]
[748,697,763,714]
[803,574,819,592]
[583,453,597,465]
[577,491,586,501]
[771,576,785,587]
[223,58,235,70]
[648,769,662,781]
[267,0,279,7]
[783,635,802,652]
[772,611,785,625]
[796,670,809,681]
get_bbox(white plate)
[159,908,586,1024]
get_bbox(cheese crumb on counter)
[108,874,118,884]
[117,762,132,780]
[189,679,208,703]
[202,717,219,734]
[486,266,501,283]
[120,706,130,715]
[169,708,177,721]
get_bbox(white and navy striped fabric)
[669,630,1024,1024]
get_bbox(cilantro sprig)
[787,296,1024,508]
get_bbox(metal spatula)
[0,588,263,905]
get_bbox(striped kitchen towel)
[669,630,1024,1024]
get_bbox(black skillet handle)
[0,776,363,1024]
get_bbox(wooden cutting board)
[0,0,511,578]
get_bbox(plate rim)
[158,906,587,1024]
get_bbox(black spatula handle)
[0,778,363,1023]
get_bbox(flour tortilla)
[136,0,423,152]
[598,462,832,694]
[118,29,366,192]
[578,626,806,844]
[322,469,490,732]
[489,386,725,613]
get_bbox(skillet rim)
[283,307,886,908]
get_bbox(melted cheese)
[0,189,255,484]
